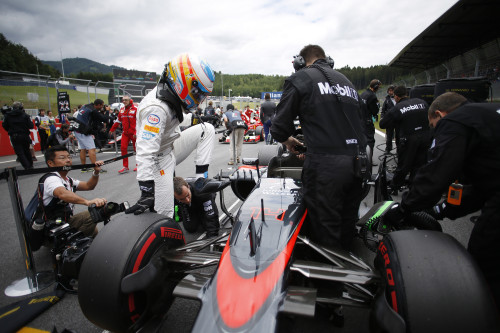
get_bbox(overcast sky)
[1,0,458,76]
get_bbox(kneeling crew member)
[42,145,107,236]
[173,176,219,238]
[385,92,500,308]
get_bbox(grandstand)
[389,0,500,101]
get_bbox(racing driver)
[125,53,216,219]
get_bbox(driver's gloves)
[384,202,406,227]
[125,180,155,215]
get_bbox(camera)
[29,201,129,291]
[88,201,129,224]
[1,104,12,115]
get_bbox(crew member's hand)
[384,202,406,228]
[282,136,302,154]
[87,198,107,207]
[94,160,104,172]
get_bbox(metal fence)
[0,70,148,112]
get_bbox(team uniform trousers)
[11,134,33,169]
[302,153,362,250]
[229,128,245,161]
[121,133,136,168]
[148,123,214,218]
[392,132,429,188]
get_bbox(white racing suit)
[136,87,215,217]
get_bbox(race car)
[219,110,265,144]
[78,146,499,333]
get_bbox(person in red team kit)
[110,95,137,173]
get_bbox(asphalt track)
[0,128,475,333]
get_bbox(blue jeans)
[263,119,272,145]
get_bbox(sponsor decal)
[346,138,358,145]
[317,82,359,101]
[28,295,60,305]
[160,169,165,176]
[160,227,183,240]
[378,241,398,312]
[147,114,160,125]
[144,125,160,133]
[400,103,426,114]
[141,131,156,140]
[430,139,436,149]
[250,207,285,221]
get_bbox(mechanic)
[125,53,215,218]
[260,93,277,145]
[385,92,500,308]
[173,176,219,238]
[41,145,107,237]
[223,104,246,165]
[360,79,381,163]
[380,85,397,154]
[74,99,110,172]
[270,44,366,251]
[379,85,430,194]
[204,101,215,116]
[110,95,137,174]
[2,102,34,169]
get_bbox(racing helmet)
[163,53,215,109]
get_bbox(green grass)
[0,85,107,115]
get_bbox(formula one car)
[219,111,264,144]
[78,148,499,333]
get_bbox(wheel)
[373,230,500,333]
[255,126,264,142]
[78,212,185,333]
[257,144,282,166]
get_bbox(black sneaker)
[100,168,107,173]
[81,168,88,173]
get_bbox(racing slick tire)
[78,212,185,333]
[257,144,282,166]
[373,230,500,333]
[256,126,264,142]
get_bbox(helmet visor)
[190,80,210,105]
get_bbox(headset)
[371,80,382,91]
[293,55,334,72]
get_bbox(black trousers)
[302,153,362,250]
[11,135,33,169]
[392,133,429,188]
[364,122,375,150]
[468,192,500,309]
[38,129,48,152]
[385,126,395,152]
